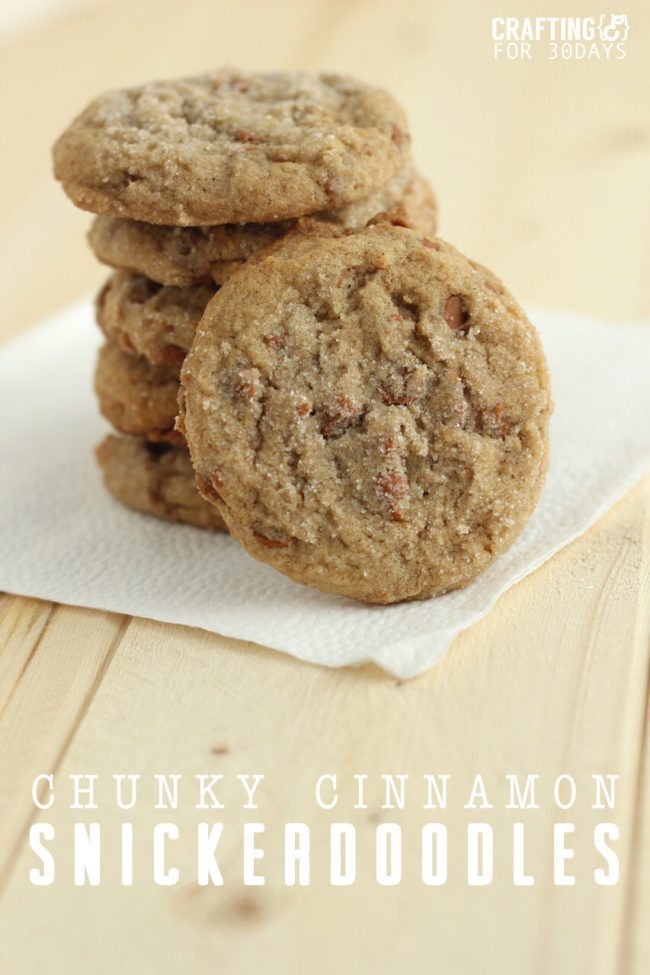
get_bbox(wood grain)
[0,0,648,972]
[0,604,128,885]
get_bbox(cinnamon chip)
[320,395,363,438]
[443,295,469,332]
[374,469,408,522]
[492,403,513,438]
[254,531,291,548]
[196,472,224,503]
[232,128,265,144]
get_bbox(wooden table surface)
[0,1,648,972]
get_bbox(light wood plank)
[619,492,650,974]
[0,605,128,885]
[0,596,55,715]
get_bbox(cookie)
[88,165,438,286]
[96,434,226,531]
[53,70,410,225]
[96,272,215,367]
[95,341,182,445]
[179,225,551,604]
[329,164,437,236]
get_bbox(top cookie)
[179,225,552,604]
[53,69,410,225]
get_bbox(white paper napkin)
[1,301,648,678]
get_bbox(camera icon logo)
[598,14,630,43]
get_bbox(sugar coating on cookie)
[96,434,226,531]
[96,271,215,367]
[88,165,438,286]
[53,70,411,225]
[180,226,552,604]
[95,342,183,445]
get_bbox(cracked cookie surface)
[180,225,552,604]
[88,165,437,286]
[96,434,226,531]
[96,271,215,367]
[95,341,182,444]
[53,69,410,225]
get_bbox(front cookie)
[180,225,552,604]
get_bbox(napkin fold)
[1,301,648,678]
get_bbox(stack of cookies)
[54,70,436,537]
[53,69,551,604]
